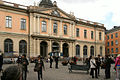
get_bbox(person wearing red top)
[115,54,120,80]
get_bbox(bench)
[68,64,89,74]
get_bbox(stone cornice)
[0,32,28,36]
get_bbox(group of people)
[88,54,120,80]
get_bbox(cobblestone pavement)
[1,61,116,80]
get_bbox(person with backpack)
[115,54,120,80]
[34,55,45,80]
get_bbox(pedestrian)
[115,54,120,80]
[104,55,113,79]
[21,54,29,80]
[90,56,98,79]
[1,65,22,80]
[17,56,22,66]
[96,55,101,76]
[50,56,53,68]
[34,55,45,80]
[55,56,59,69]
[0,53,3,72]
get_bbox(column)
[69,43,72,57]
[30,14,33,35]
[37,16,40,34]
[49,18,52,35]
[60,20,62,37]
[37,39,40,55]
[72,42,75,57]
[88,45,90,57]
[80,45,83,58]
[33,39,36,57]
[69,23,72,37]
[33,16,36,34]
[48,40,52,54]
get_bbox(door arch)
[40,41,48,58]
[63,43,69,57]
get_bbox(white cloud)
[3,0,120,29]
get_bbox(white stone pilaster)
[33,16,36,34]
[60,20,62,36]
[60,41,63,53]
[37,39,40,55]
[37,17,40,34]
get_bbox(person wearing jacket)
[90,56,98,78]
[21,54,29,80]
[34,55,45,80]
[50,56,53,68]
[115,54,120,80]
[0,53,3,72]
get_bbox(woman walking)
[34,55,45,80]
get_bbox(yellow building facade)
[0,0,106,58]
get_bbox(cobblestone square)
[1,61,116,80]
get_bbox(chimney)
[53,1,57,7]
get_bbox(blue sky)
[3,0,120,30]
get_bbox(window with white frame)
[42,21,47,32]
[21,18,26,30]
[115,40,118,45]
[64,25,67,35]
[76,28,79,37]
[53,22,57,34]
[6,16,12,28]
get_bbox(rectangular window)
[84,30,87,38]
[42,21,47,32]
[111,48,114,53]
[53,23,57,34]
[111,34,113,39]
[76,28,79,37]
[116,48,118,52]
[99,32,102,40]
[107,36,109,40]
[91,31,94,39]
[21,18,26,30]
[111,41,113,46]
[64,25,67,35]
[107,42,109,46]
[6,16,12,28]
[107,49,109,53]
[115,33,118,38]
[115,40,118,45]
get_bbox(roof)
[39,0,54,8]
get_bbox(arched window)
[4,39,13,53]
[42,21,47,32]
[76,45,80,57]
[19,40,27,55]
[83,45,87,57]
[90,46,94,56]
[64,25,67,35]
[53,22,57,34]
[100,46,102,56]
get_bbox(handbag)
[34,64,41,72]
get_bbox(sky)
[3,0,120,30]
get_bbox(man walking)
[97,55,101,76]
[21,54,29,80]
[55,56,59,69]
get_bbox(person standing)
[96,55,101,76]
[90,56,98,78]
[55,56,59,69]
[104,55,112,79]
[115,54,120,80]
[21,54,29,80]
[0,53,3,72]
[50,56,53,68]
[34,55,45,80]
